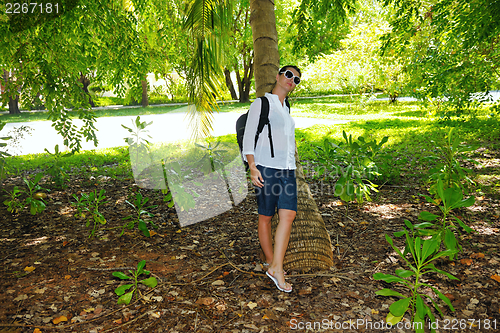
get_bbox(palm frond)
[183,0,232,140]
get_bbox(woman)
[242,65,301,292]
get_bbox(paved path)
[3,106,350,156]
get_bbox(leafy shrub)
[313,130,388,203]
[374,230,458,331]
[112,260,157,305]
[72,189,107,238]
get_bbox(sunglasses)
[280,69,301,85]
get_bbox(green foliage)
[121,192,158,237]
[164,161,197,212]
[72,189,107,238]
[424,128,477,196]
[0,122,11,179]
[112,260,157,305]
[122,116,153,147]
[44,145,72,189]
[405,179,475,259]
[288,0,354,61]
[381,0,500,117]
[314,130,388,203]
[3,186,24,214]
[374,231,458,330]
[3,173,47,215]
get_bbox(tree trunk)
[8,95,20,114]
[249,0,280,98]
[271,149,334,271]
[250,0,333,270]
[141,79,149,108]
[78,74,95,107]
[241,58,253,102]
[3,70,21,114]
[224,68,238,100]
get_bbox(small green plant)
[408,179,475,258]
[3,186,24,213]
[373,230,458,331]
[424,128,477,196]
[112,260,158,305]
[72,189,107,238]
[121,191,158,237]
[44,144,72,188]
[23,173,48,215]
[313,130,388,204]
[3,173,48,215]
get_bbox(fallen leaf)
[65,275,71,280]
[34,287,47,294]
[229,240,235,247]
[491,274,500,283]
[247,301,258,309]
[63,241,69,246]
[149,231,157,237]
[24,266,35,272]
[211,280,224,286]
[243,323,259,330]
[360,221,369,225]
[13,294,28,301]
[52,316,68,324]
[470,253,485,259]
[195,297,215,305]
[371,309,379,315]
[34,329,42,333]
[223,271,230,276]
[460,258,473,266]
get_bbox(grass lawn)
[2,96,499,198]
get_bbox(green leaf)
[444,229,458,253]
[428,285,455,312]
[117,290,134,305]
[375,288,406,298]
[416,295,426,320]
[112,271,131,280]
[413,311,425,333]
[454,216,473,233]
[386,312,404,325]
[137,260,146,274]
[140,276,158,288]
[421,238,439,262]
[138,220,150,237]
[389,297,411,317]
[395,269,415,278]
[419,211,440,221]
[373,273,405,283]
[423,263,459,280]
[114,284,133,296]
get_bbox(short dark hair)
[279,65,301,77]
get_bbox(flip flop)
[263,263,286,275]
[266,270,292,293]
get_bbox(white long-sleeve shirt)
[242,92,296,170]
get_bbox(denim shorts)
[254,165,297,216]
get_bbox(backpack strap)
[254,96,270,148]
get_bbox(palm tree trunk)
[271,148,334,271]
[249,0,280,98]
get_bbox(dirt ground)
[0,165,499,333]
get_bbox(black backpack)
[236,96,290,171]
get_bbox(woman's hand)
[250,167,264,188]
